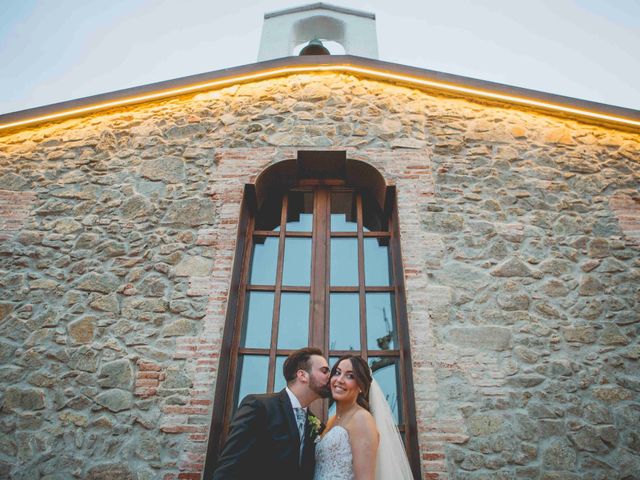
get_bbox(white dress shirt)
[285,386,309,463]
[285,386,307,413]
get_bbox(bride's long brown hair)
[331,355,373,411]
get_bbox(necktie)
[294,407,306,441]
[294,407,306,465]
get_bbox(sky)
[0,0,639,115]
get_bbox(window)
[204,152,420,477]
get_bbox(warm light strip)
[341,65,640,128]
[1,64,639,132]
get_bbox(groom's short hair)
[283,347,323,384]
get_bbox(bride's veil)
[369,378,415,480]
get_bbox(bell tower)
[257,3,379,60]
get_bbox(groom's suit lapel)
[303,410,314,441]
[300,409,317,476]
[278,389,301,451]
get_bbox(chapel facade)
[0,4,639,480]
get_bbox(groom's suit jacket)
[212,389,316,480]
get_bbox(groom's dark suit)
[212,389,317,480]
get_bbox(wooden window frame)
[203,153,421,479]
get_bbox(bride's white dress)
[313,425,354,480]
[313,380,414,480]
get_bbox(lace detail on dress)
[313,426,354,480]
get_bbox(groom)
[212,347,330,480]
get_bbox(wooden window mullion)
[266,193,289,392]
[219,195,258,438]
[310,189,329,350]
[356,193,368,361]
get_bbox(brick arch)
[202,149,422,478]
[254,150,388,212]
[162,148,454,479]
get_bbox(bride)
[313,355,414,480]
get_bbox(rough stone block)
[542,439,577,470]
[139,156,185,183]
[161,319,198,337]
[4,387,45,411]
[99,359,133,389]
[569,425,610,453]
[599,326,629,346]
[67,316,96,344]
[175,255,214,277]
[561,326,596,344]
[161,197,215,226]
[467,414,503,435]
[592,386,633,403]
[86,463,135,480]
[89,293,120,314]
[447,326,511,351]
[95,389,133,413]
[0,302,14,321]
[491,257,532,277]
[120,195,153,219]
[76,272,120,294]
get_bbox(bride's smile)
[330,360,360,405]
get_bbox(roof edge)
[264,3,375,20]
[1,55,638,134]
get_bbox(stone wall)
[0,73,638,479]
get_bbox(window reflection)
[329,293,360,350]
[286,191,314,232]
[369,357,401,423]
[327,356,340,417]
[282,238,312,286]
[329,356,341,371]
[331,192,358,232]
[362,191,386,232]
[277,293,309,349]
[364,238,392,286]
[255,195,283,231]
[236,355,269,406]
[249,237,278,285]
[366,293,397,350]
[330,238,359,286]
[241,292,274,348]
[274,356,287,393]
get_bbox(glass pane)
[249,237,279,285]
[366,293,397,350]
[369,357,401,423]
[282,238,312,286]
[241,292,274,348]
[329,356,341,372]
[330,238,359,286]
[277,293,310,349]
[362,191,386,232]
[329,293,360,351]
[364,238,392,286]
[331,192,358,232]
[255,195,283,231]
[328,356,340,417]
[286,191,314,232]
[274,356,287,393]
[236,355,269,406]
